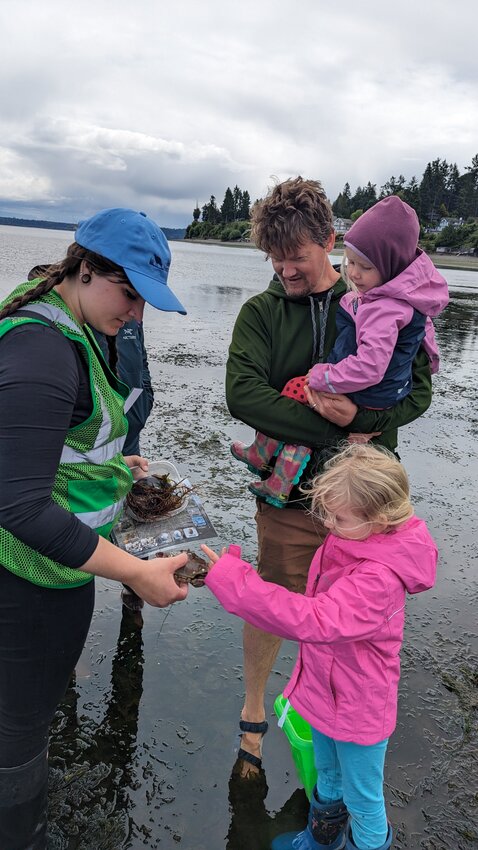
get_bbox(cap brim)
[124,268,187,315]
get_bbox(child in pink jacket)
[232,197,448,508]
[203,444,438,850]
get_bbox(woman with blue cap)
[0,208,188,849]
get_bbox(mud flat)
[1,234,475,850]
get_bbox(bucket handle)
[277,698,291,729]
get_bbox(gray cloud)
[0,0,477,226]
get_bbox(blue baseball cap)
[75,208,187,314]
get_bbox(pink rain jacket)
[308,252,449,394]
[206,516,437,745]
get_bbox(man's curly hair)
[250,176,334,257]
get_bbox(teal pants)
[312,728,389,850]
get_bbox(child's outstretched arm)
[201,545,407,645]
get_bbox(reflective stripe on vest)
[61,435,126,465]
[18,302,79,333]
[0,288,131,588]
[17,303,127,466]
[60,394,126,465]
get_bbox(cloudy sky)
[1,0,477,227]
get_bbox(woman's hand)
[123,455,149,480]
[81,540,189,607]
[125,551,189,606]
[304,385,358,427]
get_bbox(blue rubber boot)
[344,821,392,849]
[271,787,347,850]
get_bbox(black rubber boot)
[271,786,348,849]
[0,746,49,850]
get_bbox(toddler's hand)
[201,544,225,567]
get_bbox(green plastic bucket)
[274,694,317,799]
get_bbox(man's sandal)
[237,719,269,770]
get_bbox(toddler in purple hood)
[203,443,438,850]
[232,196,448,508]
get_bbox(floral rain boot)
[249,444,311,508]
[231,431,283,474]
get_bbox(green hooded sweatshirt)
[226,275,432,490]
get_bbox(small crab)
[174,551,209,588]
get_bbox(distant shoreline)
[0,217,76,231]
[0,218,186,241]
[182,238,255,249]
[3,222,475,272]
[183,239,478,271]
[332,248,478,272]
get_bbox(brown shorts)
[255,501,326,594]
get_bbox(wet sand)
[1,233,476,849]
[47,253,477,850]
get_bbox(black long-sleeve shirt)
[0,323,99,568]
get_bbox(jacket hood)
[329,516,437,595]
[344,196,420,281]
[362,252,449,318]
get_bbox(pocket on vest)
[68,477,118,513]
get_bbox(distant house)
[426,217,464,234]
[437,217,463,231]
[333,217,353,235]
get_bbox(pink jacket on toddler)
[308,252,449,396]
[205,516,437,745]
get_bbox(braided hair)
[0,243,128,321]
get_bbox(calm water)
[1,227,477,849]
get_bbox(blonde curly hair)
[305,443,414,531]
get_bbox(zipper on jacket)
[318,301,324,362]
[311,288,333,365]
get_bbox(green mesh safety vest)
[0,283,133,589]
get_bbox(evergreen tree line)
[186,155,478,246]
[186,185,252,241]
[332,154,478,226]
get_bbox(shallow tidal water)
[0,230,477,849]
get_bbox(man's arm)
[226,300,345,447]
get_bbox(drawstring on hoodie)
[309,288,334,364]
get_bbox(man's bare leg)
[237,621,282,778]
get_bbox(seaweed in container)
[126,473,192,522]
